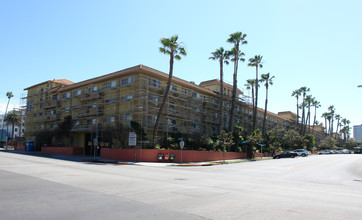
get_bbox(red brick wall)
[41,147,83,156]
[100,148,248,163]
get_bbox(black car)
[273,151,298,159]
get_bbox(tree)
[4,111,21,139]
[304,95,314,135]
[209,47,230,133]
[334,114,341,139]
[246,129,263,158]
[291,89,302,130]
[260,73,274,137]
[312,99,321,131]
[321,112,330,134]
[299,87,310,133]
[1,92,14,143]
[248,55,263,132]
[153,35,186,145]
[227,32,247,132]
[327,105,335,136]
[245,79,256,108]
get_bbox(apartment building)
[24,65,298,153]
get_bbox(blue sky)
[1,0,361,136]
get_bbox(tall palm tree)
[227,31,247,132]
[1,92,14,145]
[260,73,274,137]
[304,95,313,134]
[299,87,310,133]
[334,114,341,139]
[4,111,21,139]
[153,35,186,145]
[248,55,263,131]
[209,47,230,133]
[321,112,329,135]
[291,89,302,129]
[328,105,335,136]
[245,79,256,108]
[312,99,321,131]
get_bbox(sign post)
[129,132,137,161]
[180,140,185,164]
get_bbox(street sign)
[129,132,137,146]
[180,140,185,149]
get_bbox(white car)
[294,149,311,157]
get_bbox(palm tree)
[321,112,329,134]
[291,89,302,129]
[227,32,247,132]
[153,35,186,145]
[299,87,310,133]
[304,95,313,134]
[312,99,321,131]
[1,92,14,145]
[260,73,274,137]
[248,55,263,131]
[334,114,341,139]
[4,111,21,139]
[328,105,335,136]
[209,47,230,133]
[245,79,256,108]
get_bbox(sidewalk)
[1,148,271,167]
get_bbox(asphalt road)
[1,151,362,220]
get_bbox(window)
[63,92,71,99]
[184,89,188,94]
[122,114,132,121]
[121,95,133,101]
[63,107,70,112]
[213,99,219,104]
[50,110,56,115]
[75,120,80,126]
[73,90,82,96]
[171,85,177,91]
[192,92,201,99]
[105,98,116,103]
[150,79,159,88]
[27,101,34,112]
[169,101,176,109]
[168,119,176,126]
[106,81,117,88]
[149,96,159,106]
[52,95,59,100]
[105,116,115,123]
[122,77,133,85]
[88,86,98,92]
[87,119,97,125]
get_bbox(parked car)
[294,149,311,157]
[319,150,333,154]
[273,151,298,159]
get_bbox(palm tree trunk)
[262,83,268,137]
[252,66,258,131]
[153,52,174,145]
[229,43,239,132]
[312,106,317,131]
[296,96,299,131]
[219,59,224,133]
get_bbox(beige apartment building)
[24,65,300,153]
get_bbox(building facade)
[353,125,362,142]
[24,65,300,153]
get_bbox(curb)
[82,159,131,165]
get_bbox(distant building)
[0,110,26,140]
[353,125,362,142]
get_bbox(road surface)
[1,151,362,220]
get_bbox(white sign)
[180,140,185,149]
[129,132,137,146]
